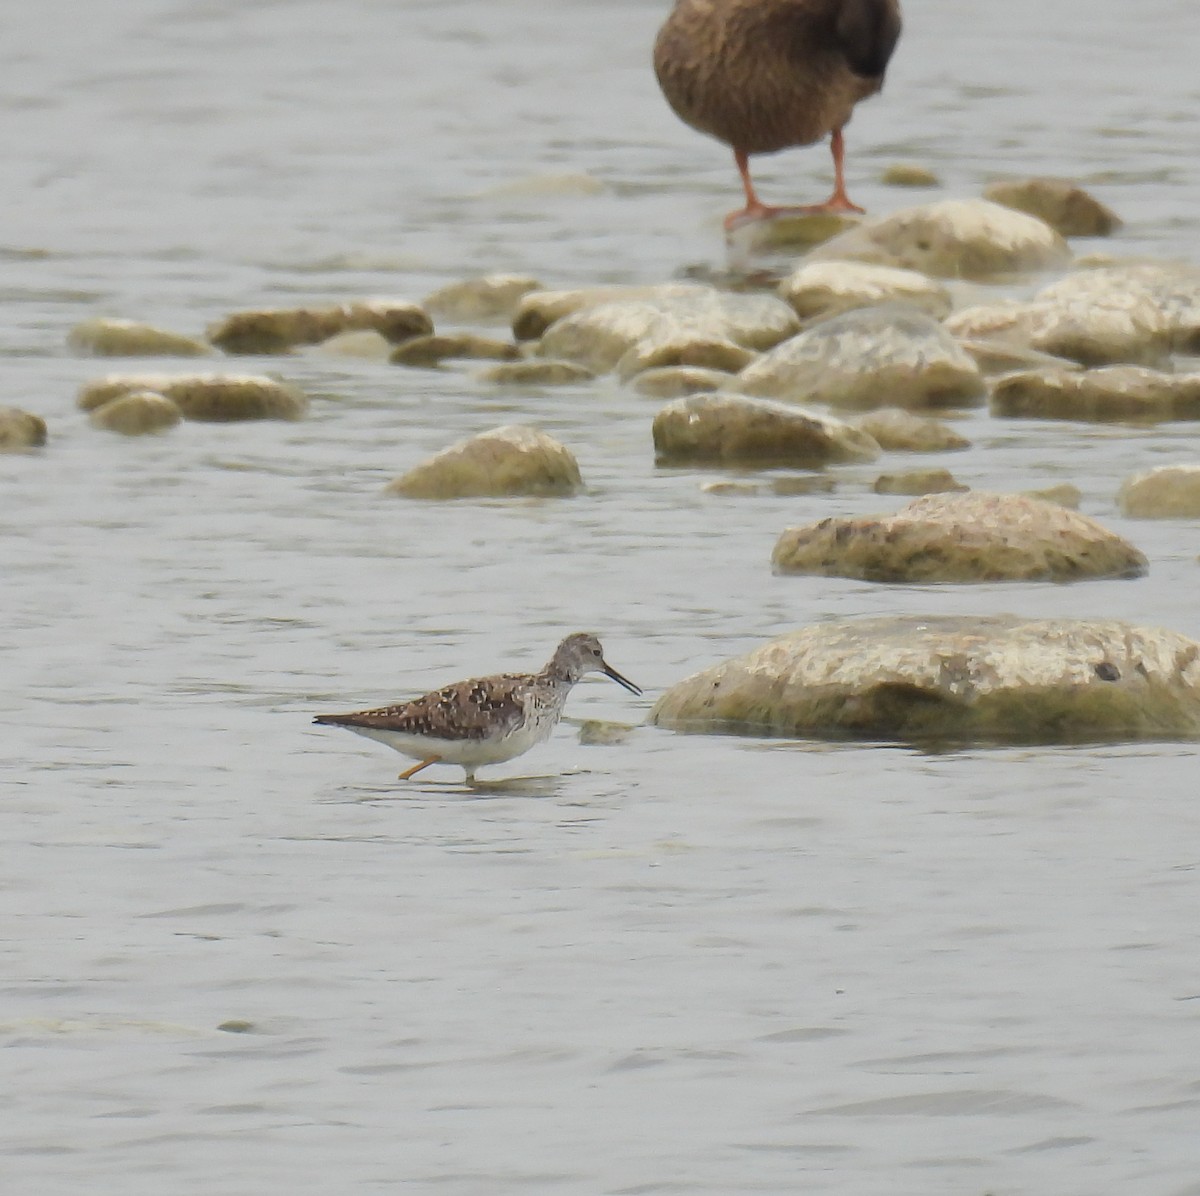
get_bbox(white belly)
[345,708,558,770]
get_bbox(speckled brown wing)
[314,672,529,742]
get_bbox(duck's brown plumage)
[653,0,902,225]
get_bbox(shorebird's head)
[552,633,642,695]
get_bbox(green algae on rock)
[0,406,47,450]
[734,304,985,410]
[771,491,1146,583]
[649,616,1200,743]
[67,318,212,358]
[386,424,583,500]
[89,390,183,435]
[653,393,880,468]
[78,373,308,422]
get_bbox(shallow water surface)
[4,1,1200,1193]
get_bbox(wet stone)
[631,366,734,399]
[78,373,308,422]
[1117,465,1200,518]
[990,366,1200,422]
[389,332,520,368]
[208,300,431,353]
[89,390,183,435]
[423,274,542,323]
[805,198,1072,281]
[771,490,1147,583]
[67,318,212,358]
[880,163,940,187]
[982,178,1122,238]
[854,408,970,452]
[385,424,583,500]
[734,304,986,411]
[649,615,1200,743]
[653,393,880,469]
[778,260,952,322]
[0,406,47,450]
[476,359,595,386]
[873,468,967,496]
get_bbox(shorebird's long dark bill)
[602,661,642,696]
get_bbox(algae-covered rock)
[872,468,967,496]
[386,424,582,499]
[880,163,940,187]
[535,287,799,375]
[0,406,47,450]
[990,366,1200,422]
[78,373,307,422]
[476,359,595,386]
[632,366,734,399]
[771,490,1146,583]
[208,300,431,353]
[806,198,1071,280]
[649,615,1200,743]
[88,390,183,435]
[1117,465,1200,518]
[733,210,860,253]
[424,274,541,323]
[389,332,519,368]
[982,178,1121,238]
[778,260,952,322]
[653,394,880,468]
[67,318,212,358]
[735,305,985,410]
[854,408,970,452]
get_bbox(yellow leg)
[399,756,439,781]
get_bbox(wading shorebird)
[653,0,902,230]
[313,633,642,783]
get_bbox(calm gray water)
[4,1,1200,1193]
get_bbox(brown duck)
[654,0,902,229]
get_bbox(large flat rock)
[650,616,1200,743]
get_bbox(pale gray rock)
[649,615,1200,742]
[779,260,952,322]
[771,491,1146,583]
[734,305,985,410]
[805,199,1072,280]
[854,408,970,452]
[991,366,1200,422]
[88,390,183,435]
[631,366,734,399]
[423,274,542,323]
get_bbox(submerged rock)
[880,163,940,188]
[535,286,799,376]
[854,408,970,452]
[386,424,582,499]
[208,300,431,353]
[67,318,212,357]
[771,491,1146,583]
[805,198,1071,281]
[778,260,952,322]
[78,373,307,422]
[423,274,542,323]
[1117,465,1200,518]
[982,178,1121,238]
[632,366,733,399]
[389,332,519,368]
[649,615,1200,743]
[735,305,985,410]
[88,390,183,435]
[0,407,47,450]
[990,366,1200,422]
[476,359,595,386]
[653,394,880,468]
[872,468,967,496]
